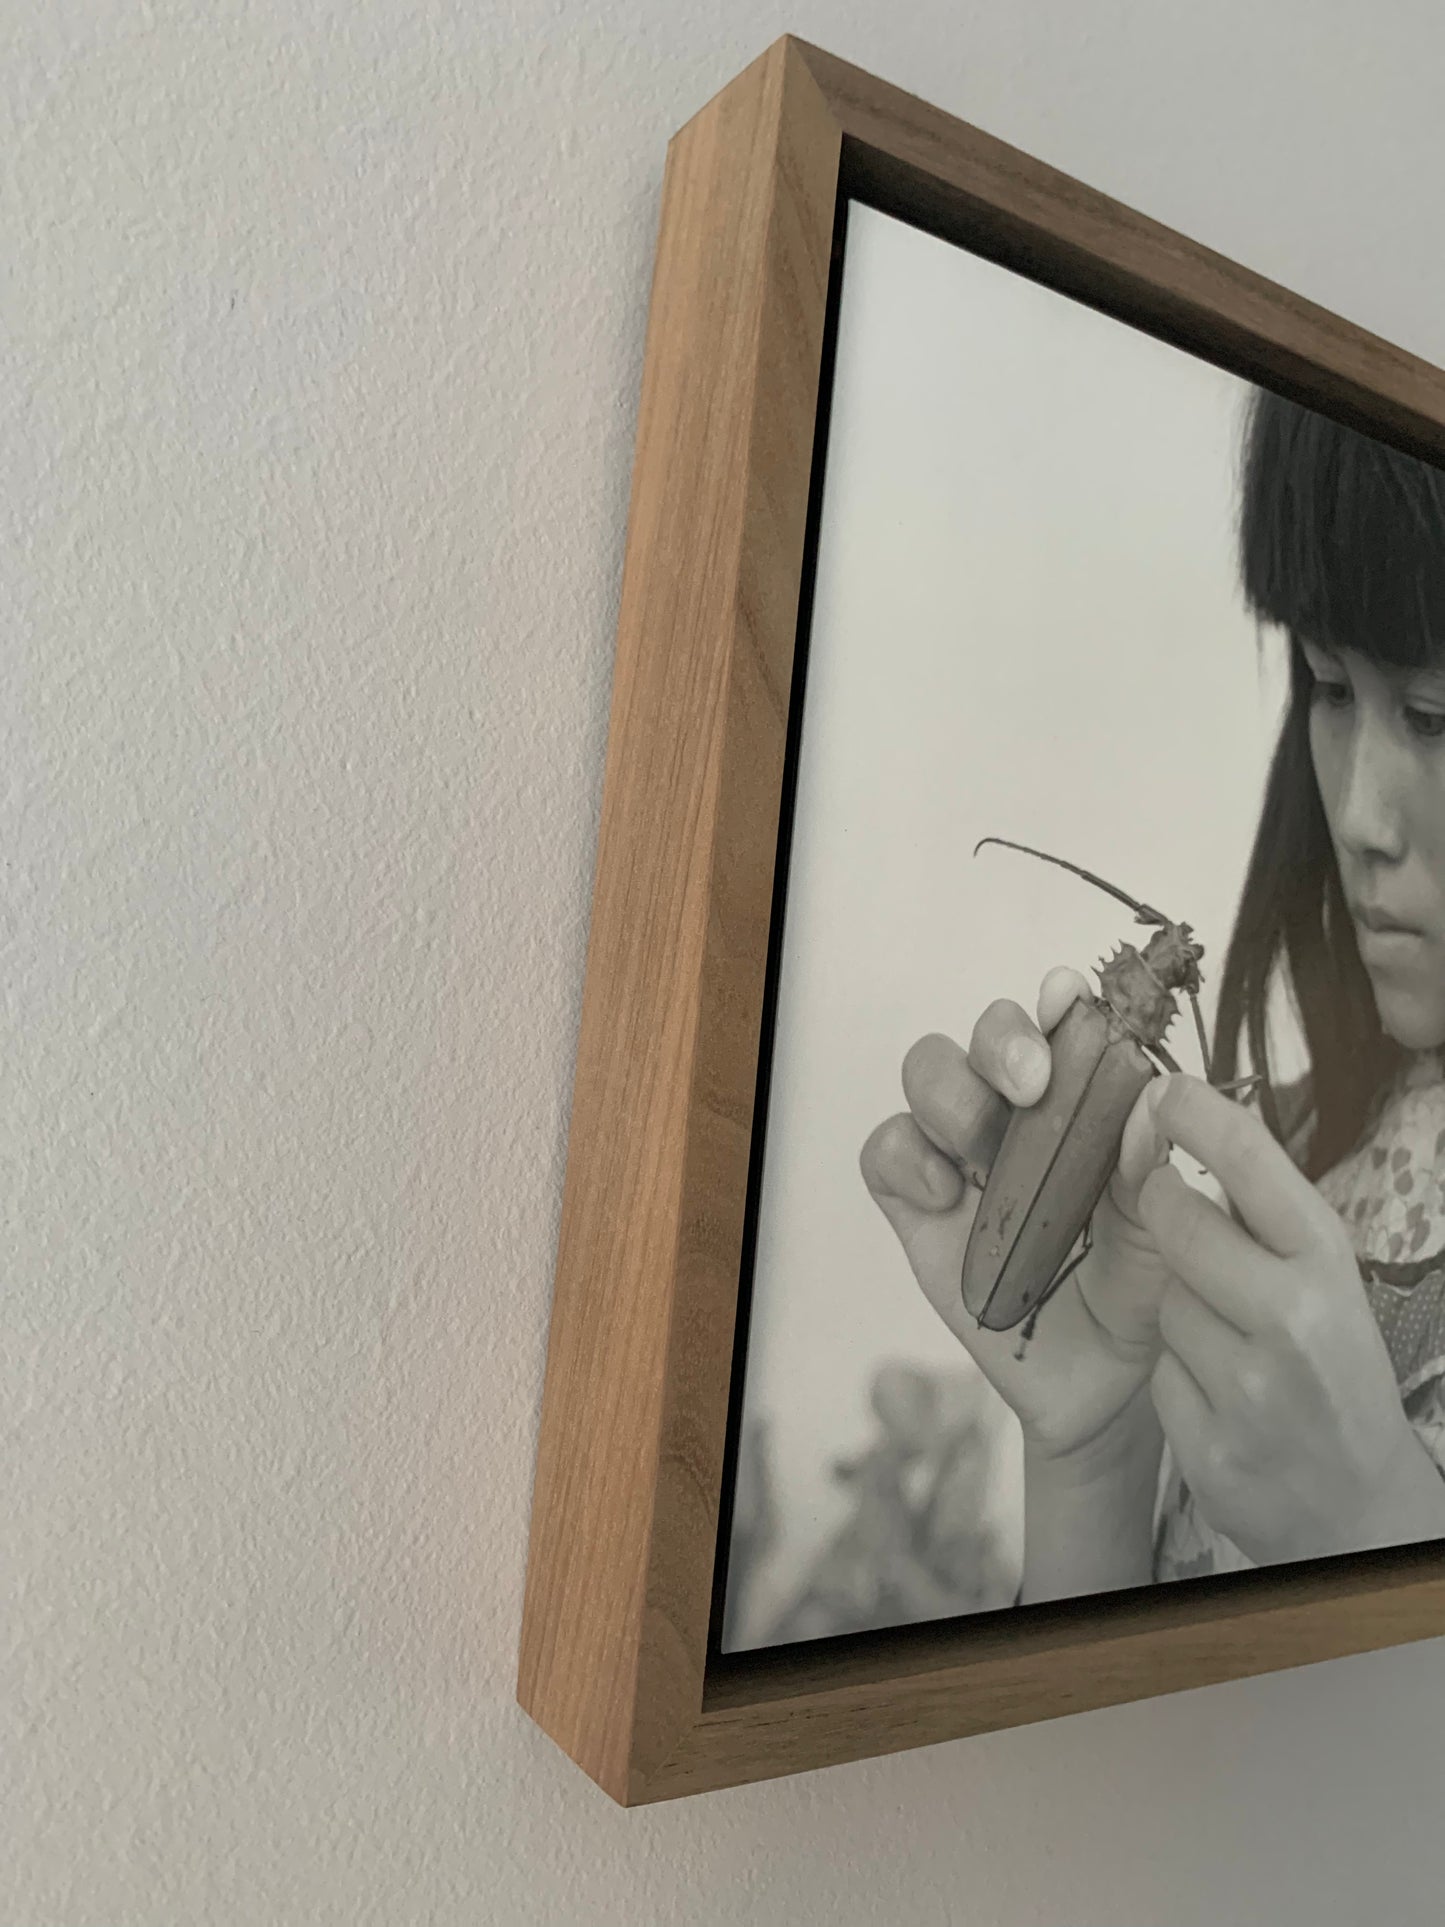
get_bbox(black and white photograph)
[720,201,1445,1654]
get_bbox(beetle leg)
[1013,1218,1094,1361]
[1013,1307,1039,1362]
[1212,1073,1264,1101]
[1051,1215,1093,1296]
[1187,988,1211,1081]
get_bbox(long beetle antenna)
[973,837,1168,927]
[976,836,1215,1079]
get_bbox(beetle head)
[1142,921,1205,996]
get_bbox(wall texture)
[7,3,1445,1922]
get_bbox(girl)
[860,385,1445,1603]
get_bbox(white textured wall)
[6,3,1445,1921]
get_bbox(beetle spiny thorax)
[1096,923,1203,1049]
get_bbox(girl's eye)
[1309,677,1351,710]
[1406,706,1445,740]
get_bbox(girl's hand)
[1136,1075,1445,1564]
[860,967,1174,1464]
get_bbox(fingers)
[1037,965,1092,1036]
[1136,1162,1271,1331]
[862,979,1089,1337]
[1072,1188,1171,1354]
[1150,1348,1214,1473]
[966,998,1052,1108]
[1113,1076,1172,1218]
[859,1110,976,1343]
[900,1031,1009,1179]
[860,1109,967,1215]
[1157,1276,1249,1408]
[897,975,1088,1174]
[1145,1075,1331,1260]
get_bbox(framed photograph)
[518,35,1445,1805]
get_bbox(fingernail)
[1005,1037,1048,1093]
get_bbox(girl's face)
[1303,638,1445,1051]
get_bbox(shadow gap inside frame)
[707,1539,1445,1712]
[839,134,1445,468]
[707,181,854,1666]
[704,145,1445,1678]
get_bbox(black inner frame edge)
[703,134,1445,1682]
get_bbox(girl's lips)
[1359,926,1425,953]
[1355,922,1430,980]
[1350,904,1434,972]
[1351,902,1426,936]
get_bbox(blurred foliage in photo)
[725,1363,1016,1649]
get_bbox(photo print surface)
[719,201,1445,1654]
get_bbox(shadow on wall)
[724,1363,1017,1651]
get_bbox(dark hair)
[1212,388,1445,1176]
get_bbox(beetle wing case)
[961,997,1155,1332]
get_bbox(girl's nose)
[1333,712,1408,863]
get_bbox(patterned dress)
[1154,1051,1445,1581]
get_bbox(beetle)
[960,837,1258,1349]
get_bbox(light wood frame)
[517,34,1445,1806]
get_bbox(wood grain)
[656,1549,1445,1800]
[796,38,1445,466]
[515,37,840,1804]
[519,34,1445,1807]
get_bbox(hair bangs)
[1238,387,1445,672]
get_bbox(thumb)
[1112,1077,1172,1224]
